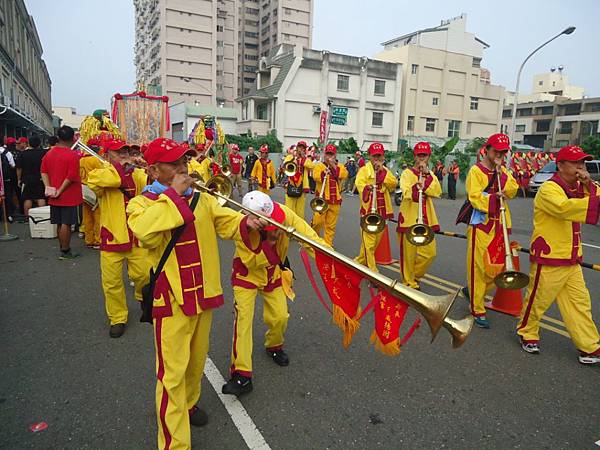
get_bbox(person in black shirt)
[244,146,258,192]
[16,135,47,217]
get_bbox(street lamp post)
[509,26,576,146]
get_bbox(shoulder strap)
[150,192,200,281]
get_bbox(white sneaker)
[578,351,600,365]
[521,341,540,354]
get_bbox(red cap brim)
[558,153,593,162]
[153,147,197,164]
[264,203,285,231]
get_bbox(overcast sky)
[26,0,599,115]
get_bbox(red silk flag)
[315,248,363,348]
[370,291,408,356]
[0,157,4,197]
[484,230,506,278]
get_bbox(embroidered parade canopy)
[111,91,170,145]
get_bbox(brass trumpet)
[284,160,297,177]
[220,163,232,177]
[494,171,530,290]
[310,168,329,213]
[189,172,473,347]
[360,167,385,234]
[407,171,434,246]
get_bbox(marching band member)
[396,142,441,289]
[517,145,600,364]
[223,190,328,396]
[87,139,150,338]
[464,133,518,329]
[79,137,103,248]
[126,138,268,449]
[354,142,397,271]
[228,143,245,197]
[282,140,315,219]
[251,144,276,194]
[310,143,348,246]
[188,143,210,182]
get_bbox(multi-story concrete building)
[501,97,600,151]
[504,68,585,105]
[237,44,402,151]
[374,14,505,148]
[134,0,312,108]
[52,106,87,131]
[0,0,53,137]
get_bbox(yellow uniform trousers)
[82,203,101,246]
[257,186,270,195]
[398,233,436,289]
[230,285,289,377]
[466,226,497,317]
[355,228,385,272]
[311,204,340,247]
[155,307,213,450]
[100,247,150,325]
[517,263,600,353]
[285,194,306,220]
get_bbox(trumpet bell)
[310,197,328,213]
[190,172,232,206]
[494,270,530,290]
[360,213,385,234]
[284,161,297,177]
[406,224,435,246]
[442,315,474,349]
[221,164,232,177]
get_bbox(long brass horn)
[360,175,385,234]
[494,171,529,290]
[284,160,297,177]
[406,171,434,246]
[220,163,232,177]
[189,171,471,347]
[310,168,329,213]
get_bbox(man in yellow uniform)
[250,144,276,194]
[87,139,150,338]
[354,142,397,271]
[79,137,103,248]
[464,133,518,329]
[517,145,600,364]
[311,143,348,246]
[396,142,442,289]
[282,140,316,219]
[127,138,268,450]
[187,143,210,182]
[223,190,328,396]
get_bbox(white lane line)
[582,242,600,250]
[204,357,271,450]
[595,439,600,447]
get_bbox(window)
[515,124,526,132]
[216,41,224,48]
[536,120,551,132]
[432,97,439,106]
[245,43,258,49]
[372,112,384,127]
[244,65,255,72]
[590,103,600,112]
[244,77,256,83]
[407,116,414,131]
[374,80,385,96]
[245,31,258,38]
[425,118,436,132]
[245,19,258,26]
[472,57,481,68]
[538,80,543,86]
[245,54,258,60]
[556,139,569,147]
[411,64,418,75]
[558,122,573,134]
[216,70,223,76]
[470,97,478,110]
[502,109,512,118]
[538,106,554,115]
[261,38,270,46]
[448,120,461,137]
[245,7,258,14]
[337,74,349,92]
[216,83,223,91]
[257,103,268,120]
[217,25,224,32]
[518,108,532,117]
[216,55,224,61]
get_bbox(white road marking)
[582,242,600,250]
[204,357,271,450]
[595,439,600,447]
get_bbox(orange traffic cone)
[375,224,396,265]
[486,243,524,317]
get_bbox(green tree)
[225,130,283,153]
[336,137,359,154]
[581,135,600,159]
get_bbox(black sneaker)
[109,323,126,338]
[189,406,208,427]
[267,348,289,366]
[59,250,80,260]
[222,374,253,396]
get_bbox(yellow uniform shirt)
[251,158,276,190]
[355,162,397,219]
[312,162,348,205]
[87,163,147,251]
[397,168,442,232]
[79,154,103,184]
[188,157,211,183]
[283,155,316,191]
[530,174,600,266]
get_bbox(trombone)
[189,172,474,348]
[360,165,385,234]
[406,170,434,246]
[310,168,329,213]
[494,170,530,290]
[72,139,107,163]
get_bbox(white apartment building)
[504,68,585,105]
[134,0,312,109]
[374,14,505,147]
[52,106,87,131]
[237,44,402,151]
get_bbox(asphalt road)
[1,186,599,450]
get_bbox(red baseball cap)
[413,141,431,156]
[259,144,269,153]
[297,140,308,148]
[486,133,511,152]
[265,202,285,231]
[18,137,28,144]
[230,144,240,151]
[196,143,206,151]
[368,142,385,156]
[87,137,101,147]
[144,138,196,165]
[105,139,129,152]
[5,137,16,145]
[325,144,337,155]
[556,145,592,163]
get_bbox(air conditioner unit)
[312,105,321,114]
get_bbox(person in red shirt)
[228,143,244,197]
[41,126,83,259]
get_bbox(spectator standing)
[344,157,358,195]
[0,137,17,221]
[447,160,460,200]
[16,135,47,217]
[228,144,244,197]
[41,126,83,259]
[434,160,446,195]
[244,146,258,192]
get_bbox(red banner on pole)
[0,156,4,197]
[319,110,328,144]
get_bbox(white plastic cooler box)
[28,206,57,238]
